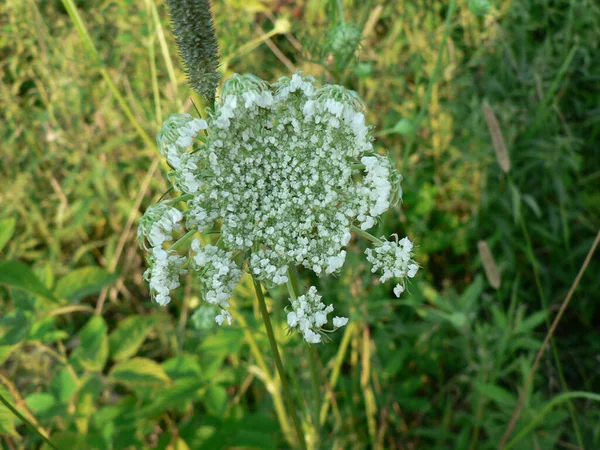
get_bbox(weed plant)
[0,0,599,449]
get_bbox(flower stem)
[252,277,307,450]
[351,224,383,245]
[170,229,196,251]
[286,268,322,443]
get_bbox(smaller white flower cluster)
[365,235,419,297]
[249,250,289,285]
[143,248,187,306]
[286,286,348,344]
[137,204,183,249]
[157,113,208,194]
[191,239,242,326]
[157,113,207,169]
[139,204,188,306]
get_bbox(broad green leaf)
[474,381,515,408]
[109,357,171,386]
[0,310,30,346]
[50,368,78,403]
[0,260,58,302]
[132,378,204,419]
[70,316,108,372]
[74,374,103,435]
[205,384,227,416]
[25,392,57,417]
[162,355,202,380]
[0,217,16,252]
[109,315,156,361]
[199,328,244,378]
[55,266,116,302]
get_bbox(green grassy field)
[1,0,599,448]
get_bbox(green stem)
[163,194,193,205]
[171,230,196,251]
[0,393,57,449]
[253,278,307,450]
[513,177,584,448]
[402,0,456,169]
[60,0,156,151]
[286,268,321,442]
[228,307,294,445]
[351,224,383,245]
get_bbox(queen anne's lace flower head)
[286,286,348,344]
[138,71,418,339]
[365,235,419,296]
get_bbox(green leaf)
[0,217,16,253]
[70,316,108,372]
[205,384,227,416]
[0,310,30,346]
[0,387,18,437]
[474,381,516,408]
[25,392,57,417]
[0,260,58,302]
[109,315,156,361]
[55,266,116,302]
[50,368,78,404]
[515,310,548,334]
[109,357,171,386]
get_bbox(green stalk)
[60,0,156,151]
[253,278,307,450]
[0,393,57,449]
[351,224,383,245]
[512,177,584,448]
[228,306,294,445]
[402,0,456,169]
[286,268,322,442]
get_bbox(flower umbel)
[139,72,418,338]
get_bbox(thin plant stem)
[0,393,57,449]
[286,268,322,441]
[228,306,294,446]
[499,230,600,448]
[402,0,456,169]
[515,200,584,448]
[336,0,345,23]
[351,224,383,245]
[252,277,307,450]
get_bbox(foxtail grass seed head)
[478,240,501,289]
[139,72,418,340]
[483,103,511,173]
[167,0,221,105]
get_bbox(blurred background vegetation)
[1,0,599,448]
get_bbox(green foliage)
[1,0,599,449]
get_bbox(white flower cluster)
[365,235,419,297]
[157,113,208,194]
[143,248,187,306]
[138,204,188,305]
[181,72,398,287]
[191,239,242,326]
[139,71,418,337]
[286,286,348,344]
